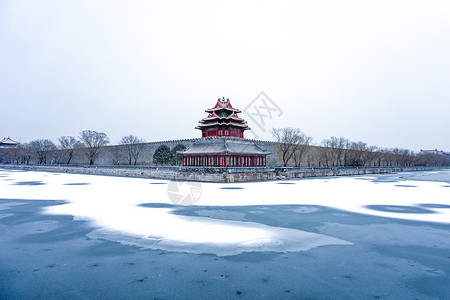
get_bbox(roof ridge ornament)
[218,96,230,108]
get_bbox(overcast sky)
[1,0,449,151]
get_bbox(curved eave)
[199,116,245,122]
[195,122,251,129]
[205,107,242,113]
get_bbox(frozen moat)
[1,168,450,299]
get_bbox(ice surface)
[1,168,449,256]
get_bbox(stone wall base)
[0,165,439,182]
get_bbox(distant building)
[178,97,270,167]
[0,137,20,148]
[420,149,449,156]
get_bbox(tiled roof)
[195,122,250,129]
[178,138,270,155]
[0,137,20,146]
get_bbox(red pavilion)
[179,97,270,167]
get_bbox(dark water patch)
[81,240,142,256]
[19,220,94,243]
[419,204,450,209]
[224,251,278,263]
[442,185,450,188]
[0,199,68,225]
[138,203,175,208]
[149,182,167,185]
[371,180,399,183]
[407,275,450,298]
[394,185,417,188]
[64,183,91,186]
[171,204,378,231]
[13,181,46,186]
[220,187,245,189]
[0,199,141,256]
[365,205,435,214]
[276,182,295,185]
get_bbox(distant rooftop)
[420,149,449,156]
[0,137,20,147]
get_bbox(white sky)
[1,0,449,151]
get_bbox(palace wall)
[66,138,281,167]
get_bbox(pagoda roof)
[205,97,242,113]
[195,122,250,129]
[177,138,270,155]
[0,137,20,146]
[196,97,251,131]
[200,111,245,122]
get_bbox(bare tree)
[118,135,146,165]
[365,145,379,167]
[318,146,332,167]
[322,137,350,167]
[20,143,33,165]
[304,146,318,167]
[272,128,302,166]
[292,132,313,167]
[58,136,83,165]
[30,139,56,164]
[79,130,109,165]
[346,141,368,166]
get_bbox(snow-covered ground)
[1,168,450,299]
[0,168,449,256]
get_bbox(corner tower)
[196,97,250,138]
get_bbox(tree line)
[0,130,146,166]
[0,130,188,167]
[1,128,448,167]
[272,127,450,167]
